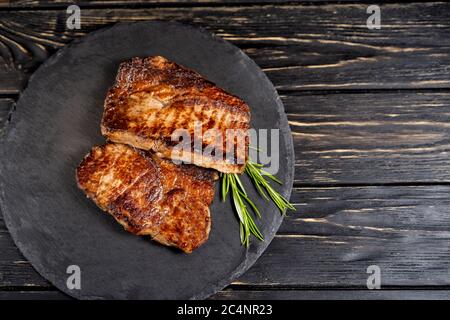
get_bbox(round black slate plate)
[0,21,294,300]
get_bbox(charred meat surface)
[101,56,250,173]
[76,143,217,253]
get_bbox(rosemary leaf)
[222,159,295,245]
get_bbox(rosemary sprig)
[221,160,295,246]
[245,161,296,213]
[221,172,264,246]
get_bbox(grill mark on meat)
[76,143,217,253]
[101,56,250,173]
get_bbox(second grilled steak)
[101,56,250,174]
[76,143,217,253]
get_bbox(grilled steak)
[76,143,217,253]
[101,56,250,174]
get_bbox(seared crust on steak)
[101,56,250,173]
[76,143,217,253]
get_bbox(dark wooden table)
[2,0,450,300]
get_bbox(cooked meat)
[76,143,217,253]
[101,56,250,174]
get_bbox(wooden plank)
[2,1,340,8]
[3,185,450,289]
[0,228,50,287]
[3,289,450,300]
[212,289,450,300]
[287,91,450,184]
[0,290,68,300]
[1,3,450,93]
[239,185,450,287]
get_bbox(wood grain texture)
[4,289,450,300]
[1,3,450,93]
[0,228,49,288]
[212,289,450,300]
[0,290,68,299]
[3,185,450,291]
[2,0,335,8]
[288,91,450,184]
[239,185,450,288]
